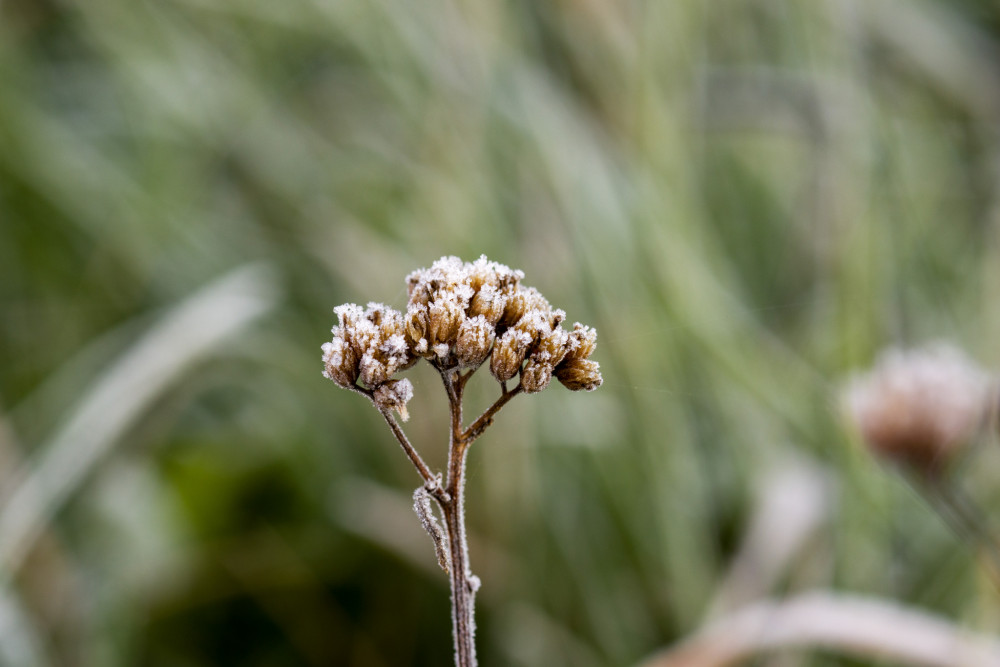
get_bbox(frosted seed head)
[521,358,554,393]
[842,343,994,472]
[324,302,413,390]
[502,287,549,329]
[405,305,431,355]
[321,338,358,388]
[455,315,495,368]
[427,295,465,349]
[564,323,598,361]
[534,325,571,367]
[373,378,415,421]
[491,328,531,383]
[554,358,603,391]
[359,350,391,387]
[468,285,507,326]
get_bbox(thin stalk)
[463,383,523,445]
[441,371,478,667]
[376,405,438,489]
[349,384,438,490]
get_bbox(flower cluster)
[405,256,602,393]
[322,255,603,416]
[842,344,994,472]
[322,302,416,418]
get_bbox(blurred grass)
[3,0,1000,665]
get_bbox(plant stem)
[376,405,438,488]
[368,367,522,667]
[463,383,523,445]
[349,384,439,490]
[441,371,478,667]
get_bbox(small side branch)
[376,406,438,487]
[414,486,450,573]
[462,384,523,445]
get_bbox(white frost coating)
[434,343,451,359]
[382,333,408,359]
[320,340,343,379]
[374,378,415,421]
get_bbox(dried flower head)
[373,378,415,422]
[842,344,994,472]
[405,256,518,366]
[322,255,602,667]
[553,324,602,391]
[455,315,495,368]
[322,302,414,389]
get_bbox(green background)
[3,0,1000,664]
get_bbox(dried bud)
[405,305,431,357]
[427,295,465,353]
[521,359,553,393]
[373,379,414,421]
[564,323,598,361]
[323,302,413,390]
[519,324,570,394]
[554,358,603,392]
[455,315,495,368]
[466,255,524,293]
[321,338,358,388]
[491,328,532,383]
[842,344,993,473]
[534,324,571,367]
[468,285,507,326]
[501,287,550,329]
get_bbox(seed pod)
[491,328,532,383]
[468,285,506,326]
[321,338,359,388]
[554,358,603,391]
[359,350,391,388]
[374,378,415,421]
[455,315,495,368]
[521,358,553,393]
[427,296,464,352]
[563,323,598,361]
[501,287,549,329]
[534,325,570,367]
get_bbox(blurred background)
[4,0,1000,665]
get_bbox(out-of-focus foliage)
[3,0,1000,665]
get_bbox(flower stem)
[441,371,478,667]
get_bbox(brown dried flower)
[322,302,414,390]
[455,315,495,368]
[843,344,994,472]
[373,378,415,422]
[490,327,532,382]
[322,255,602,667]
[553,323,602,391]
